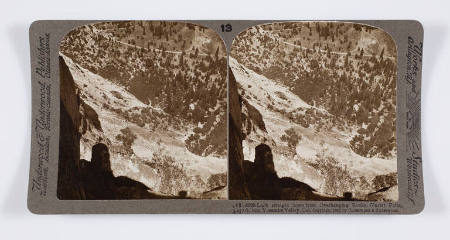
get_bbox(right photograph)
[229,21,398,201]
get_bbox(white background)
[1,0,449,239]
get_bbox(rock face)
[57,56,84,199]
[60,22,228,158]
[229,22,399,201]
[79,101,102,135]
[228,67,250,199]
[241,97,267,138]
[59,22,228,198]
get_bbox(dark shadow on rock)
[58,55,84,199]
[243,143,354,201]
[58,56,185,200]
[81,143,187,199]
[243,143,316,200]
[228,67,250,199]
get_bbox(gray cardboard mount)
[28,20,424,214]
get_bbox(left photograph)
[58,21,227,200]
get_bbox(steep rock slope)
[61,53,227,199]
[230,57,397,200]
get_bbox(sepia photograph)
[3,0,449,235]
[57,21,228,200]
[229,21,398,201]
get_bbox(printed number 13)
[221,24,232,32]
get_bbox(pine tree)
[180,51,185,68]
[215,46,220,61]
[379,47,385,61]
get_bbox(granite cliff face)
[58,21,228,199]
[229,22,399,200]
[60,21,228,158]
[228,67,250,199]
[57,56,83,199]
